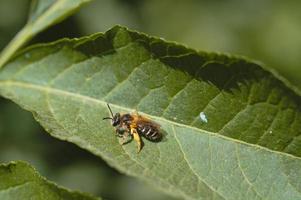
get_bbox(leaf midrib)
[0,80,300,161]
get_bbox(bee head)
[111,113,121,126]
[103,103,121,127]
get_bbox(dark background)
[1,0,300,199]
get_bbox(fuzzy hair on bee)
[103,104,162,152]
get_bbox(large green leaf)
[0,0,92,68]
[0,161,100,200]
[0,26,300,200]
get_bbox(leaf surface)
[0,26,300,200]
[0,0,92,67]
[0,161,100,200]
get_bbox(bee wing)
[133,114,160,129]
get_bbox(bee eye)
[112,117,120,126]
[111,113,121,126]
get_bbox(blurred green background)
[0,0,300,199]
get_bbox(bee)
[103,104,162,152]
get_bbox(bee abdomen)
[137,125,161,141]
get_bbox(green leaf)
[0,26,301,200]
[0,161,100,200]
[0,0,92,68]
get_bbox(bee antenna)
[107,103,114,117]
[103,117,112,120]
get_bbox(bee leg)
[120,131,132,145]
[131,128,143,153]
[133,110,139,116]
[115,130,122,137]
[116,134,123,138]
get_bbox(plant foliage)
[0,26,300,199]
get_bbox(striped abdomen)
[137,123,161,141]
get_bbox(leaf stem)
[0,25,32,68]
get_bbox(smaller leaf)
[0,0,92,68]
[0,161,100,200]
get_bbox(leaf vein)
[160,78,194,117]
[102,57,152,100]
[172,125,226,200]
[235,145,264,199]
